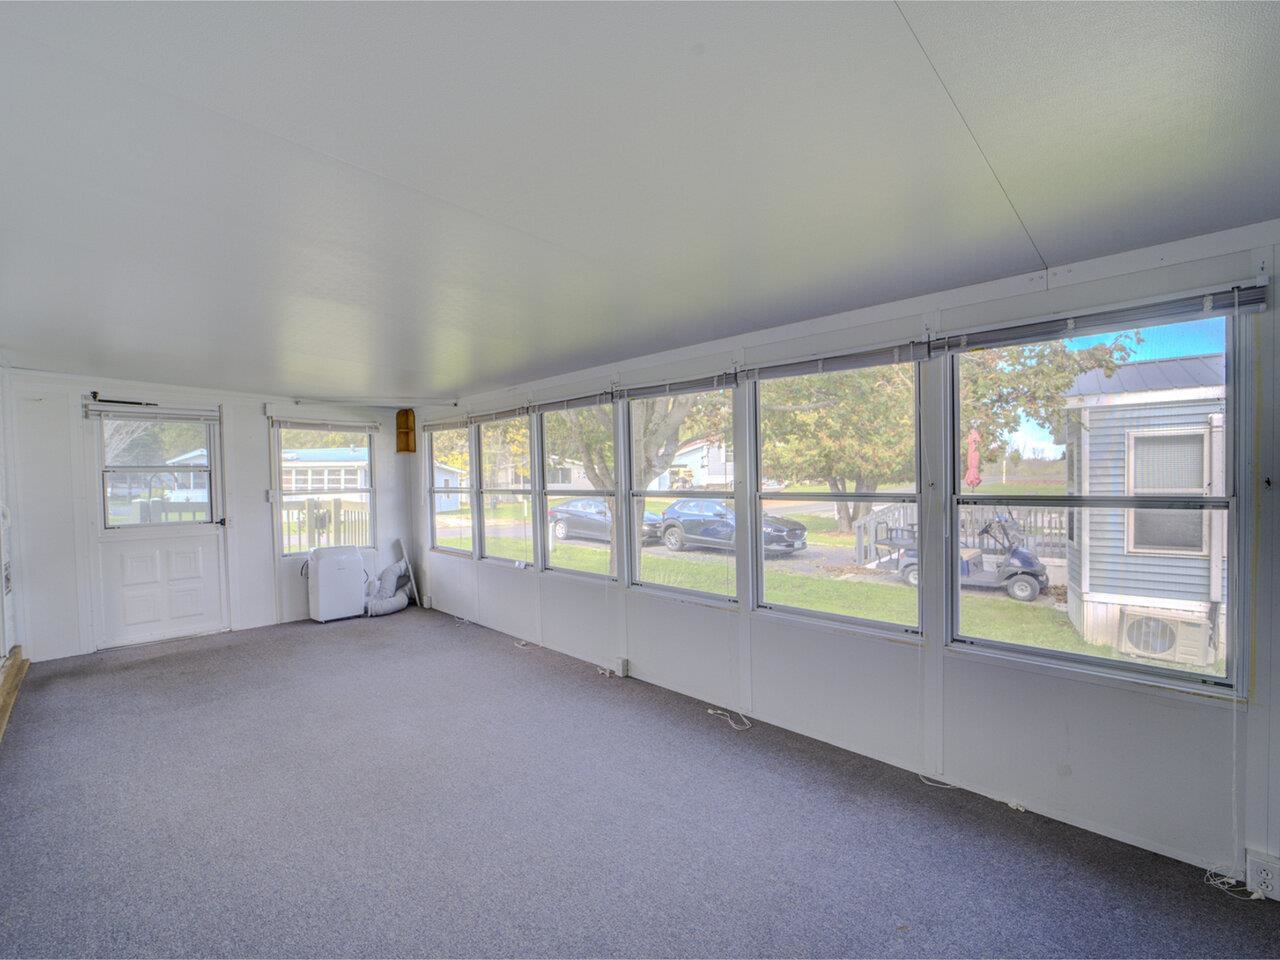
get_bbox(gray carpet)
[0,609,1275,959]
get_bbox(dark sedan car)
[547,497,661,543]
[658,498,807,555]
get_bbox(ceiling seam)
[893,1,1050,274]
[10,29,608,269]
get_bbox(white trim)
[1083,591,1212,613]
[1064,385,1224,409]
[1125,426,1212,557]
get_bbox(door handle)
[215,518,227,527]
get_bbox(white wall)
[0,370,412,662]
[415,219,1279,875]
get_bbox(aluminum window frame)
[425,425,477,558]
[99,417,218,531]
[273,424,376,558]
[624,387,740,602]
[1125,426,1213,557]
[750,362,924,636]
[947,311,1237,690]
[477,414,536,565]
[538,403,620,580]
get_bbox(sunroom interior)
[1,3,1279,958]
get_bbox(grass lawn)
[432,531,1225,679]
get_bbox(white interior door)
[91,407,229,648]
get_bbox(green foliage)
[103,419,208,465]
[480,418,531,486]
[542,405,616,488]
[280,429,369,451]
[956,333,1137,461]
[759,364,916,495]
[430,427,470,473]
[628,390,732,490]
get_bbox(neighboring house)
[545,457,593,490]
[432,462,466,511]
[280,446,371,492]
[1062,354,1227,668]
[165,448,210,502]
[649,436,734,491]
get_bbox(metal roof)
[1065,354,1225,397]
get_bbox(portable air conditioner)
[306,546,367,623]
[1116,607,1214,667]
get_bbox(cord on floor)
[1204,866,1266,901]
[919,774,956,789]
[707,707,751,731]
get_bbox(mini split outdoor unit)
[1116,607,1214,667]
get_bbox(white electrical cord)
[707,707,751,730]
[514,639,531,649]
[919,774,956,789]
[1204,865,1262,901]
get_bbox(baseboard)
[0,645,32,747]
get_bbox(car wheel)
[1006,573,1039,602]
[553,519,569,541]
[663,525,686,552]
[901,564,919,588]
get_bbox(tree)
[280,429,368,451]
[543,406,616,489]
[539,394,729,575]
[429,426,470,472]
[759,364,916,532]
[758,335,1135,533]
[955,334,1135,462]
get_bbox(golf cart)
[879,515,1049,602]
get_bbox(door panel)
[100,534,226,645]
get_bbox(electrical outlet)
[1246,851,1280,900]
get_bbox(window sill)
[479,555,535,570]
[944,638,1243,707]
[628,581,738,611]
[542,566,620,585]
[752,604,922,645]
[429,546,473,559]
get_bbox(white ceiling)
[1,2,1278,401]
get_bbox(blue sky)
[1009,316,1226,457]
[1064,316,1225,362]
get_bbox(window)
[756,362,919,629]
[427,426,473,554]
[277,427,373,554]
[628,388,735,598]
[100,416,214,527]
[953,315,1230,681]
[479,416,533,563]
[541,403,616,576]
[1127,429,1210,554]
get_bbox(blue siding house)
[1063,354,1227,668]
[432,462,466,512]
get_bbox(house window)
[479,416,533,563]
[426,426,473,554]
[276,427,374,555]
[541,403,616,577]
[756,361,919,629]
[99,416,215,527]
[628,387,735,598]
[952,314,1230,682]
[1126,430,1210,555]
